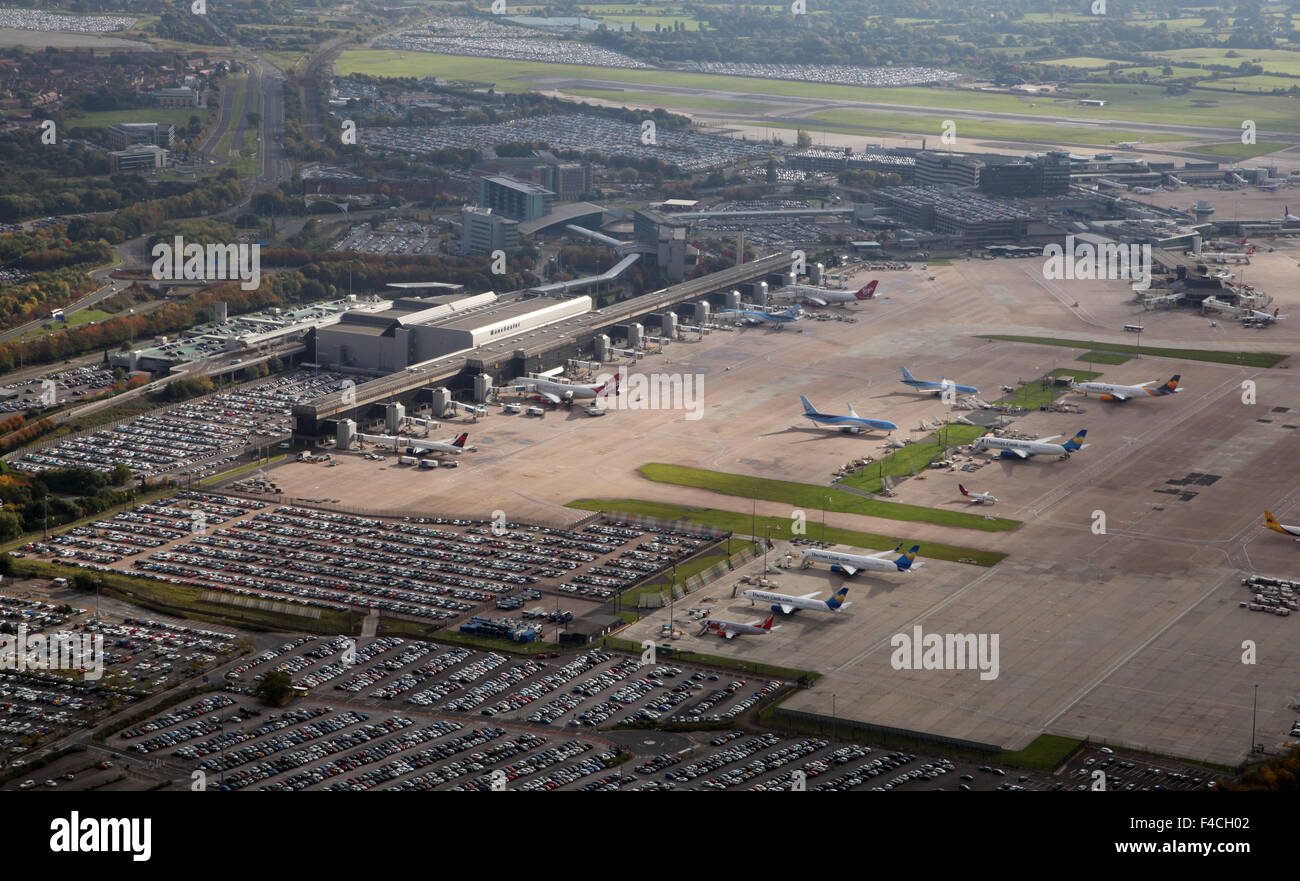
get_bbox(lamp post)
[1251,684,1259,754]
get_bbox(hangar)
[314,291,592,373]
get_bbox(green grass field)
[1193,141,1292,160]
[636,462,1020,531]
[1000,734,1084,771]
[1196,75,1300,93]
[1153,47,1300,76]
[336,50,1300,132]
[986,367,1103,410]
[980,335,1289,368]
[564,87,779,114]
[1078,351,1132,366]
[72,108,201,129]
[836,424,993,494]
[805,109,1167,147]
[566,499,1008,567]
[9,558,355,635]
[23,309,111,338]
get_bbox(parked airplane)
[1072,375,1181,402]
[742,586,850,614]
[958,484,997,505]
[1116,137,1144,149]
[512,374,619,405]
[413,432,476,454]
[1131,185,1163,195]
[782,280,878,307]
[800,395,897,434]
[899,366,979,396]
[1286,206,1299,222]
[1202,246,1255,264]
[701,613,779,639]
[800,543,922,576]
[1206,235,1249,251]
[1263,510,1300,539]
[722,303,801,326]
[1246,307,1286,324]
[360,431,477,454]
[1257,182,1285,192]
[974,429,1089,460]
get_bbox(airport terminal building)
[315,293,592,373]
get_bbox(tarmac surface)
[265,246,1300,765]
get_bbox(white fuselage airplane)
[780,280,878,307]
[1116,138,1144,150]
[512,374,619,405]
[702,613,778,638]
[1073,375,1180,402]
[742,586,850,614]
[974,429,1089,460]
[958,484,997,504]
[362,431,476,454]
[1264,511,1300,540]
[413,432,476,454]
[1247,308,1286,324]
[1202,247,1255,264]
[800,544,922,576]
[1207,236,1248,251]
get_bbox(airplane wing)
[1037,435,1062,443]
[838,565,858,576]
[536,391,562,405]
[798,592,822,600]
[1009,449,1030,459]
[723,631,737,639]
[1110,392,1130,402]
[805,296,828,307]
[780,604,796,615]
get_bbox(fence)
[772,706,1002,755]
[634,538,764,608]
[214,489,596,532]
[200,590,323,619]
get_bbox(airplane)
[1072,375,1181,402]
[742,586,850,614]
[701,613,779,639]
[898,366,979,396]
[1286,206,1300,222]
[958,484,997,505]
[1257,182,1285,192]
[800,395,897,434]
[974,429,1089,460]
[1246,307,1286,324]
[412,432,476,454]
[721,303,801,326]
[1130,185,1163,195]
[1206,235,1248,251]
[1263,510,1300,539]
[801,543,922,577]
[1202,246,1255,264]
[1116,137,1144,150]
[781,280,878,307]
[512,374,619,405]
